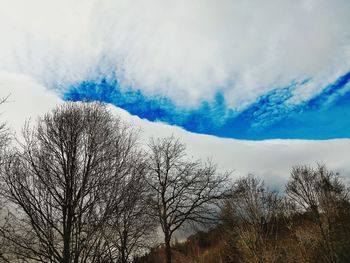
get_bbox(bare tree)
[0,95,11,263]
[0,102,148,263]
[145,136,230,263]
[223,175,283,263]
[0,95,10,164]
[286,164,349,263]
[100,150,156,263]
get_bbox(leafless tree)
[286,164,349,263]
[0,95,10,164]
[0,95,11,263]
[100,150,156,263]
[0,102,151,263]
[223,175,283,263]
[145,136,230,263]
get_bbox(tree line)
[0,101,349,263]
[136,165,350,263]
[0,102,229,263]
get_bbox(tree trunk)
[121,248,128,263]
[121,255,128,263]
[63,192,73,263]
[63,220,72,263]
[164,233,172,263]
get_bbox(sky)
[0,0,349,187]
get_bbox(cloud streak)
[2,75,350,190]
[0,0,349,139]
[64,71,350,139]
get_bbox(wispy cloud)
[64,71,350,139]
[0,1,349,99]
[0,0,349,139]
[2,72,350,189]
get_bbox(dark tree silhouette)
[101,147,156,263]
[0,95,10,164]
[0,95,11,263]
[286,164,350,263]
[0,102,150,263]
[145,136,230,263]
[223,175,284,263]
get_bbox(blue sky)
[64,70,350,140]
[0,0,348,140]
[0,0,350,184]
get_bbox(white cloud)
[0,0,349,191]
[115,108,350,189]
[1,73,349,189]
[0,71,61,135]
[0,0,349,110]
